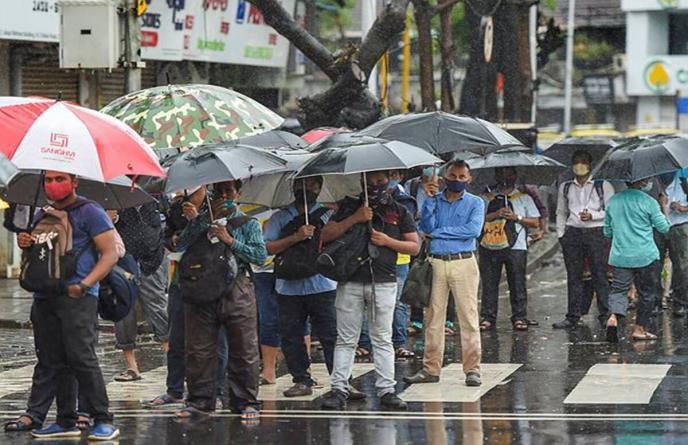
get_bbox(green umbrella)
[101,84,284,149]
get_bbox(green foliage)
[540,0,558,12]
[574,32,617,70]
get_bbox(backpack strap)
[593,180,606,210]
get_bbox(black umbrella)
[594,136,688,182]
[544,137,637,167]
[356,111,525,158]
[307,133,387,153]
[0,154,154,210]
[455,151,566,190]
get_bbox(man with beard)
[320,171,419,410]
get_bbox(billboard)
[141,0,187,61]
[0,1,60,42]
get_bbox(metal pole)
[362,0,378,98]
[401,12,411,113]
[529,4,538,124]
[124,0,142,93]
[563,0,576,135]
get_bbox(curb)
[526,237,561,275]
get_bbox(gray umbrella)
[0,152,154,210]
[457,151,566,190]
[543,137,637,167]
[356,111,525,159]
[307,133,387,153]
[594,135,688,182]
[163,143,287,194]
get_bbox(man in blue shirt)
[665,169,688,317]
[18,171,120,441]
[264,176,338,397]
[405,160,485,387]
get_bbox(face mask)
[641,181,653,193]
[367,184,390,206]
[572,163,591,177]
[44,181,74,202]
[388,179,400,190]
[294,189,318,207]
[445,179,468,194]
[224,199,235,209]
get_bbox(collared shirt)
[556,178,615,238]
[264,203,336,296]
[420,191,485,255]
[604,189,671,268]
[665,173,688,227]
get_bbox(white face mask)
[641,181,653,193]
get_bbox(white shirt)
[556,178,615,238]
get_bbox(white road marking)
[564,364,671,405]
[399,363,522,403]
[259,363,375,401]
[0,365,35,399]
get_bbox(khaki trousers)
[422,256,481,375]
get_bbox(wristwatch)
[517,215,524,223]
[77,282,92,296]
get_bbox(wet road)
[2,252,688,444]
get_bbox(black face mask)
[367,184,390,206]
[294,189,319,207]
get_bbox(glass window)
[669,14,688,55]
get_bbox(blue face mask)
[388,179,400,190]
[224,199,235,208]
[445,179,468,193]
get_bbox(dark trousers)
[31,296,112,428]
[608,261,661,328]
[277,291,337,385]
[184,274,260,412]
[167,283,228,400]
[560,227,610,322]
[479,248,528,323]
[669,224,688,310]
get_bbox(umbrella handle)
[363,173,369,207]
[303,179,309,227]
[205,188,214,222]
[28,171,45,232]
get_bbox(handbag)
[400,240,433,308]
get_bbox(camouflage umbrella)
[101,84,284,149]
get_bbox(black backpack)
[116,202,165,276]
[274,207,330,281]
[19,199,95,295]
[98,254,140,322]
[315,223,371,282]
[178,216,250,305]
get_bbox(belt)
[429,252,474,261]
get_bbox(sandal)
[259,376,276,386]
[632,332,658,341]
[76,413,91,430]
[3,416,41,432]
[395,347,415,359]
[513,320,528,331]
[479,320,493,331]
[175,406,211,419]
[444,321,456,335]
[142,393,184,408]
[240,406,260,426]
[355,347,371,358]
[114,369,142,382]
[407,322,423,335]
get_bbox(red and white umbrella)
[0,97,165,182]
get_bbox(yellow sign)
[644,60,671,94]
[136,0,148,17]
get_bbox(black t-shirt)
[331,197,416,283]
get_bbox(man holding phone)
[554,151,615,329]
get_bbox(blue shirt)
[665,172,688,227]
[420,191,486,255]
[264,203,337,296]
[36,198,114,299]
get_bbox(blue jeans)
[358,264,410,350]
[255,272,280,347]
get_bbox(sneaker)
[552,319,578,329]
[403,370,440,384]
[87,423,120,441]
[380,393,408,410]
[320,390,347,410]
[283,383,313,398]
[465,372,482,387]
[31,423,81,439]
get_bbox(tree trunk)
[412,0,436,111]
[438,0,456,112]
[500,1,532,122]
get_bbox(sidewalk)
[0,231,562,329]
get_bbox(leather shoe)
[465,372,482,387]
[380,393,408,410]
[321,390,347,410]
[347,386,367,401]
[552,319,578,329]
[403,370,440,384]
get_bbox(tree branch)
[358,0,411,77]
[432,0,461,16]
[246,0,339,80]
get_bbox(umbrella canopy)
[307,133,387,153]
[0,153,153,209]
[239,150,360,208]
[295,140,443,179]
[356,111,525,158]
[164,143,287,194]
[301,127,351,144]
[233,130,307,150]
[0,97,164,181]
[594,136,688,182]
[543,137,636,167]
[459,151,566,190]
[101,84,284,149]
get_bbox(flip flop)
[240,406,260,427]
[142,393,184,408]
[513,320,528,331]
[632,332,658,341]
[175,406,211,420]
[395,347,415,359]
[355,347,371,358]
[479,320,493,331]
[114,369,142,382]
[259,377,275,386]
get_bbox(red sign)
[141,30,159,47]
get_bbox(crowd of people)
[2,144,683,439]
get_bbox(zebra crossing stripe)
[259,363,375,402]
[564,364,671,404]
[399,363,522,403]
[0,365,35,399]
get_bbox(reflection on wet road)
[2,252,688,444]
